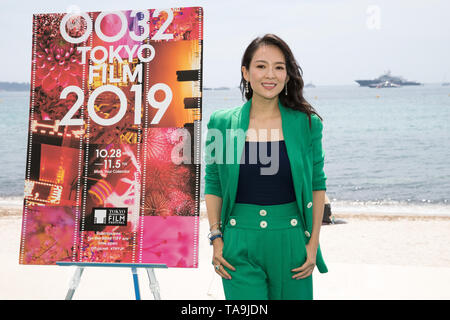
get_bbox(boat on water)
[355,70,421,87]
[369,80,401,88]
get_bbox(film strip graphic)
[20,7,203,267]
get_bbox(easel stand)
[56,262,168,300]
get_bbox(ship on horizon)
[355,70,421,87]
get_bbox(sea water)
[1,84,449,216]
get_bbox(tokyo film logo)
[93,208,128,226]
[93,209,107,224]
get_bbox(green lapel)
[227,99,307,218]
[228,99,250,212]
[279,101,307,213]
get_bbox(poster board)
[19,7,203,268]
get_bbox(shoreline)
[2,200,450,221]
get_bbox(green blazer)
[204,99,328,273]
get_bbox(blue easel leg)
[58,262,166,299]
[131,267,141,300]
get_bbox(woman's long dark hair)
[239,34,322,127]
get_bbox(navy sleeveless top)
[235,140,297,205]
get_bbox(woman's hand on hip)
[211,238,235,280]
[291,242,317,279]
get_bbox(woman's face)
[242,44,289,101]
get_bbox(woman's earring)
[285,82,288,95]
[245,81,249,94]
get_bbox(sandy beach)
[1,203,449,300]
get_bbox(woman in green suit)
[204,34,328,300]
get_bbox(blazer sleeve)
[204,111,223,197]
[311,114,327,191]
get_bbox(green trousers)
[222,201,313,300]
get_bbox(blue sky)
[0,0,449,86]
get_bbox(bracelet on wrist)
[208,229,222,238]
[209,234,223,245]
[208,229,223,245]
[209,221,222,231]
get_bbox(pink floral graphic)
[143,128,196,217]
[141,216,196,267]
[21,206,76,265]
[34,14,83,91]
